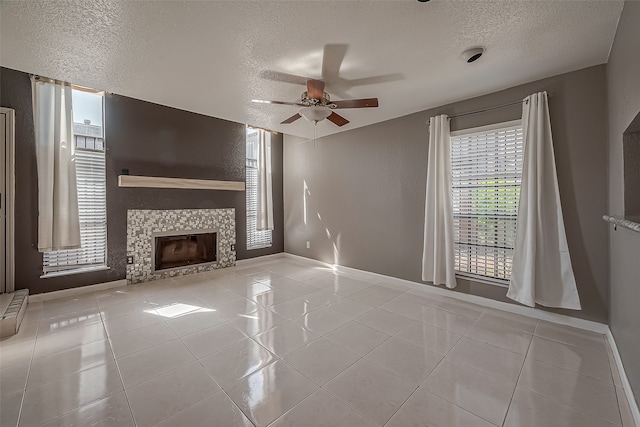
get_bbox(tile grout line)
[14,309,39,427]
[115,284,211,426]
[321,302,477,426]
[13,261,621,427]
[422,309,504,427]
[152,283,260,426]
[386,310,492,426]
[605,336,628,426]
[23,292,117,426]
[500,318,537,426]
[99,290,140,427]
[239,282,406,425]
[518,323,622,426]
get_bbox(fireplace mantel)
[118,175,245,191]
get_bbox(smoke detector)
[462,47,485,63]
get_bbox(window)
[246,127,272,249]
[42,89,107,275]
[450,120,524,284]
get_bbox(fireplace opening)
[153,231,217,271]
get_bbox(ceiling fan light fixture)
[299,106,331,123]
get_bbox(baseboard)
[28,253,288,302]
[607,329,640,426]
[284,253,608,333]
[235,252,286,266]
[283,252,639,422]
[282,252,334,269]
[28,279,127,303]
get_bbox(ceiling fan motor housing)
[301,91,333,107]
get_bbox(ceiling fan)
[251,44,398,127]
[252,79,378,127]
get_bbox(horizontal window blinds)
[451,124,524,282]
[246,129,272,249]
[43,144,107,273]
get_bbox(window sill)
[41,265,110,279]
[455,273,509,288]
[247,244,272,250]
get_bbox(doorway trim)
[1,107,16,293]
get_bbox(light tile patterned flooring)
[0,258,635,426]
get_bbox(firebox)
[152,229,218,272]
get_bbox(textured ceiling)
[0,1,623,138]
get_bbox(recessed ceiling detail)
[0,1,623,138]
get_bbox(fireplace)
[127,208,235,284]
[153,230,217,272]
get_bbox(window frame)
[41,89,108,277]
[450,119,523,287]
[245,126,273,250]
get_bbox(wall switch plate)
[127,256,134,265]
[306,241,310,249]
[231,244,236,251]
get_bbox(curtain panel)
[256,130,274,231]
[31,76,81,252]
[422,115,457,289]
[507,91,581,309]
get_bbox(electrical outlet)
[306,241,310,249]
[127,256,134,265]
[231,244,236,252]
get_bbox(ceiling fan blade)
[251,99,305,107]
[327,112,349,127]
[281,113,302,124]
[344,73,405,88]
[307,79,325,100]
[331,98,379,109]
[322,44,348,82]
[259,70,309,86]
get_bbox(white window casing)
[450,120,523,284]
[42,90,107,275]
[246,127,272,250]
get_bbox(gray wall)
[285,64,609,323]
[0,67,284,295]
[607,1,640,406]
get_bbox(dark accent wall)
[607,1,640,407]
[284,64,609,323]
[0,67,284,295]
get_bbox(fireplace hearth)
[153,231,217,271]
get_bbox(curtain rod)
[29,74,105,95]
[447,93,552,120]
[247,125,279,135]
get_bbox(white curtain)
[31,76,81,252]
[422,115,457,288]
[507,92,581,309]
[256,130,274,230]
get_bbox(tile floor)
[0,258,635,427]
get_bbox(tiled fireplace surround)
[126,209,236,284]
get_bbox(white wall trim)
[607,329,640,426]
[28,279,127,302]
[236,252,286,267]
[26,253,289,303]
[281,252,334,268]
[283,252,640,420]
[284,253,608,332]
[1,107,16,293]
[23,250,639,422]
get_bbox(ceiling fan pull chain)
[313,122,319,149]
